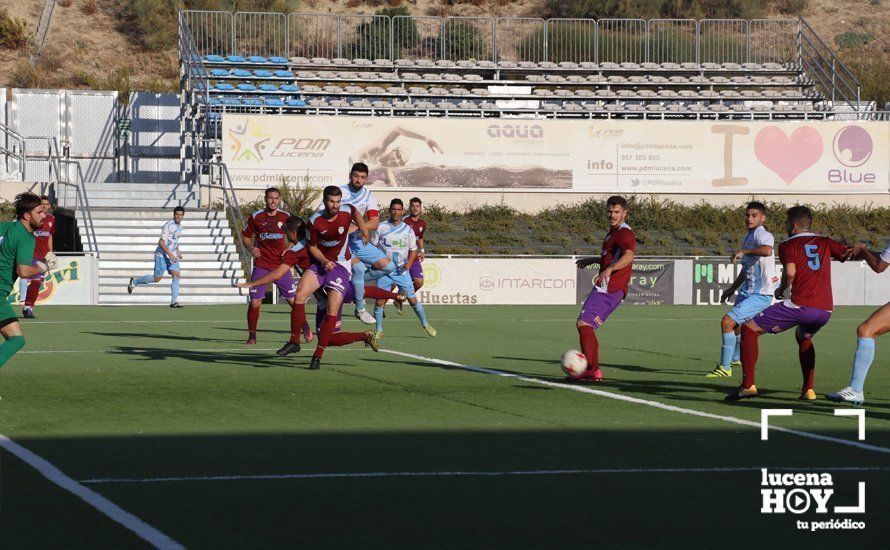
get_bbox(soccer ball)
[561,350,588,377]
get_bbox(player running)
[326,163,396,325]
[288,186,379,370]
[826,241,889,404]
[402,197,427,291]
[572,195,636,382]
[370,199,435,338]
[0,193,50,370]
[19,195,55,319]
[727,206,851,402]
[127,206,185,308]
[242,188,293,344]
[706,202,778,378]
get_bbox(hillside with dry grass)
[0,0,887,105]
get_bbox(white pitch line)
[20,348,366,355]
[381,349,890,456]
[0,435,183,549]
[78,465,890,485]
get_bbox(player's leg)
[707,314,738,377]
[277,269,322,356]
[827,302,890,404]
[572,289,623,382]
[728,320,766,400]
[169,265,182,308]
[352,243,395,320]
[409,261,423,292]
[351,259,374,323]
[0,309,26,369]
[796,327,817,400]
[371,274,393,335]
[129,255,166,293]
[394,272,434,336]
[373,298,385,336]
[245,266,273,344]
[310,266,378,369]
[25,277,41,316]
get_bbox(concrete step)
[99,294,246,305]
[83,183,191,192]
[79,209,227,220]
[90,229,234,239]
[92,235,237,245]
[98,252,242,262]
[83,199,199,209]
[101,276,241,286]
[88,219,231,229]
[101,284,243,296]
[94,244,240,253]
[100,262,242,272]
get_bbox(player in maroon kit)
[20,196,54,319]
[727,206,852,402]
[285,186,379,370]
[572,196,636,382]
[241,188,293,345]
[403,197,427,291]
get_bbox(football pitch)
[1,304,888,548]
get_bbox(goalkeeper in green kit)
[0,193,52,369]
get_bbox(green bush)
[444,19,490,61]
[0,8,29,50]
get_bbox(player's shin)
[366,262,395,280]
[134,274,155,285]
[740,325,759,388]
[314,314,338,358]
[247,305,260,334]
[171,277,180,304]
[798,337,816,392]
[412,302,428,326]
[374,304,384,331]
[578,324,599,373]
[352,262,368,311]
[0,336,25,368]
[364,286,399,301]
[720,332,735,368]
[850,338,876,392]
[330,332,366,346]
[290,303,307,344]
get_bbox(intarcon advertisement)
[576,261,675,305]
[222,114,888,194]
[4,255,96,306]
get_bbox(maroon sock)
[798,337,816,392]
[330,332,366,346]
[740,325,759,388]
[314,314,338,359]
[578,325,599,372]
[25,279,41,307]
[290,304,306,344]
[247,306,260,334]
[364,286,399,301]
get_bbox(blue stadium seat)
[226,55,246,63]
[265,98,285,107]
[237,83,257,92]
[205,55,225,63]
[248,56,268,63]
[274,70,293,78]
[280,84,300,93]
[220,97,241,106]
[209,97,222,106]
[242,98,262,106]
[207,112,222,121]
[215,83,235,91]
[270,56,288,64]
[253,69,273,78]
[285,99,307,107]
[231,69,251,78]
[259,84,279,92]
[210,69,229,77]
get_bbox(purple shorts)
[409,261,423,280]
[578,289,624,329]
[249,267,296,301]
[752,301,832,336]
[307,263,355,302]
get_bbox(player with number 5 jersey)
[727,206,851,402]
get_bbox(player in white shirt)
[826,241,890,404]
[706,202,778,378]
[127,206,185,308]
[321,163,396,324]
[370,199,435,338]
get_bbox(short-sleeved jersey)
[779,233,849,311]
[319,184,379,246]
[281,240,311,275]
[242,209,290,270]
[740,225,778,295]
[880,242,890,264]
[600,223,636,295]
[0,221,36,294]
[308,205,356,263]
[403,216,427,242]
[373,220,417,271]
[155,219,183,259]
[33,214,55,260]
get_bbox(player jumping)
[370,199,435,338]
[288,185,379,370]
[20,195,55,319]
[706,202,777,378]
[242,188,293,344]
[727,206,850,402]
[572,196,636,382]
[826,241,889,404]
[403,197,427,291]
[128,206,185,308]
[0,193,50,370]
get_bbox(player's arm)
[403,232,418,270]
[852,243,889,273]
[157,238,177,260]
[241,218,261,259]
[416,233,425,261]
[575,256,598,269]
[600,249,634,277]
[731,244,772,263]
[237,263,291,288]
[775,262,795,300]
[363,214,380,233]
[720,270,747,304]
[15,237,43,277]
[17,262,45,278]
[352,208,369,243]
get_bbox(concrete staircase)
[75,183,247,305]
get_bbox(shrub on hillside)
[0,9,29,50]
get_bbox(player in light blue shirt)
[128,206,185,308]
[706,202,777,378]
[369,199,435,338]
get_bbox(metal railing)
[198,161,251,278]
[0,121,27,181]
[798,18,860,112]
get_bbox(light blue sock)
[412,302,428,327]
[366,262,395,280]
[134,274,155,285]
[850,338,876,393]
[732,333,741,363]
[352,262,367,311]
[720,332,735,368]
[19,278,28,303]
[374,304,384,331]
[171,277,180,304]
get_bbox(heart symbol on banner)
[754,126,823,184]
